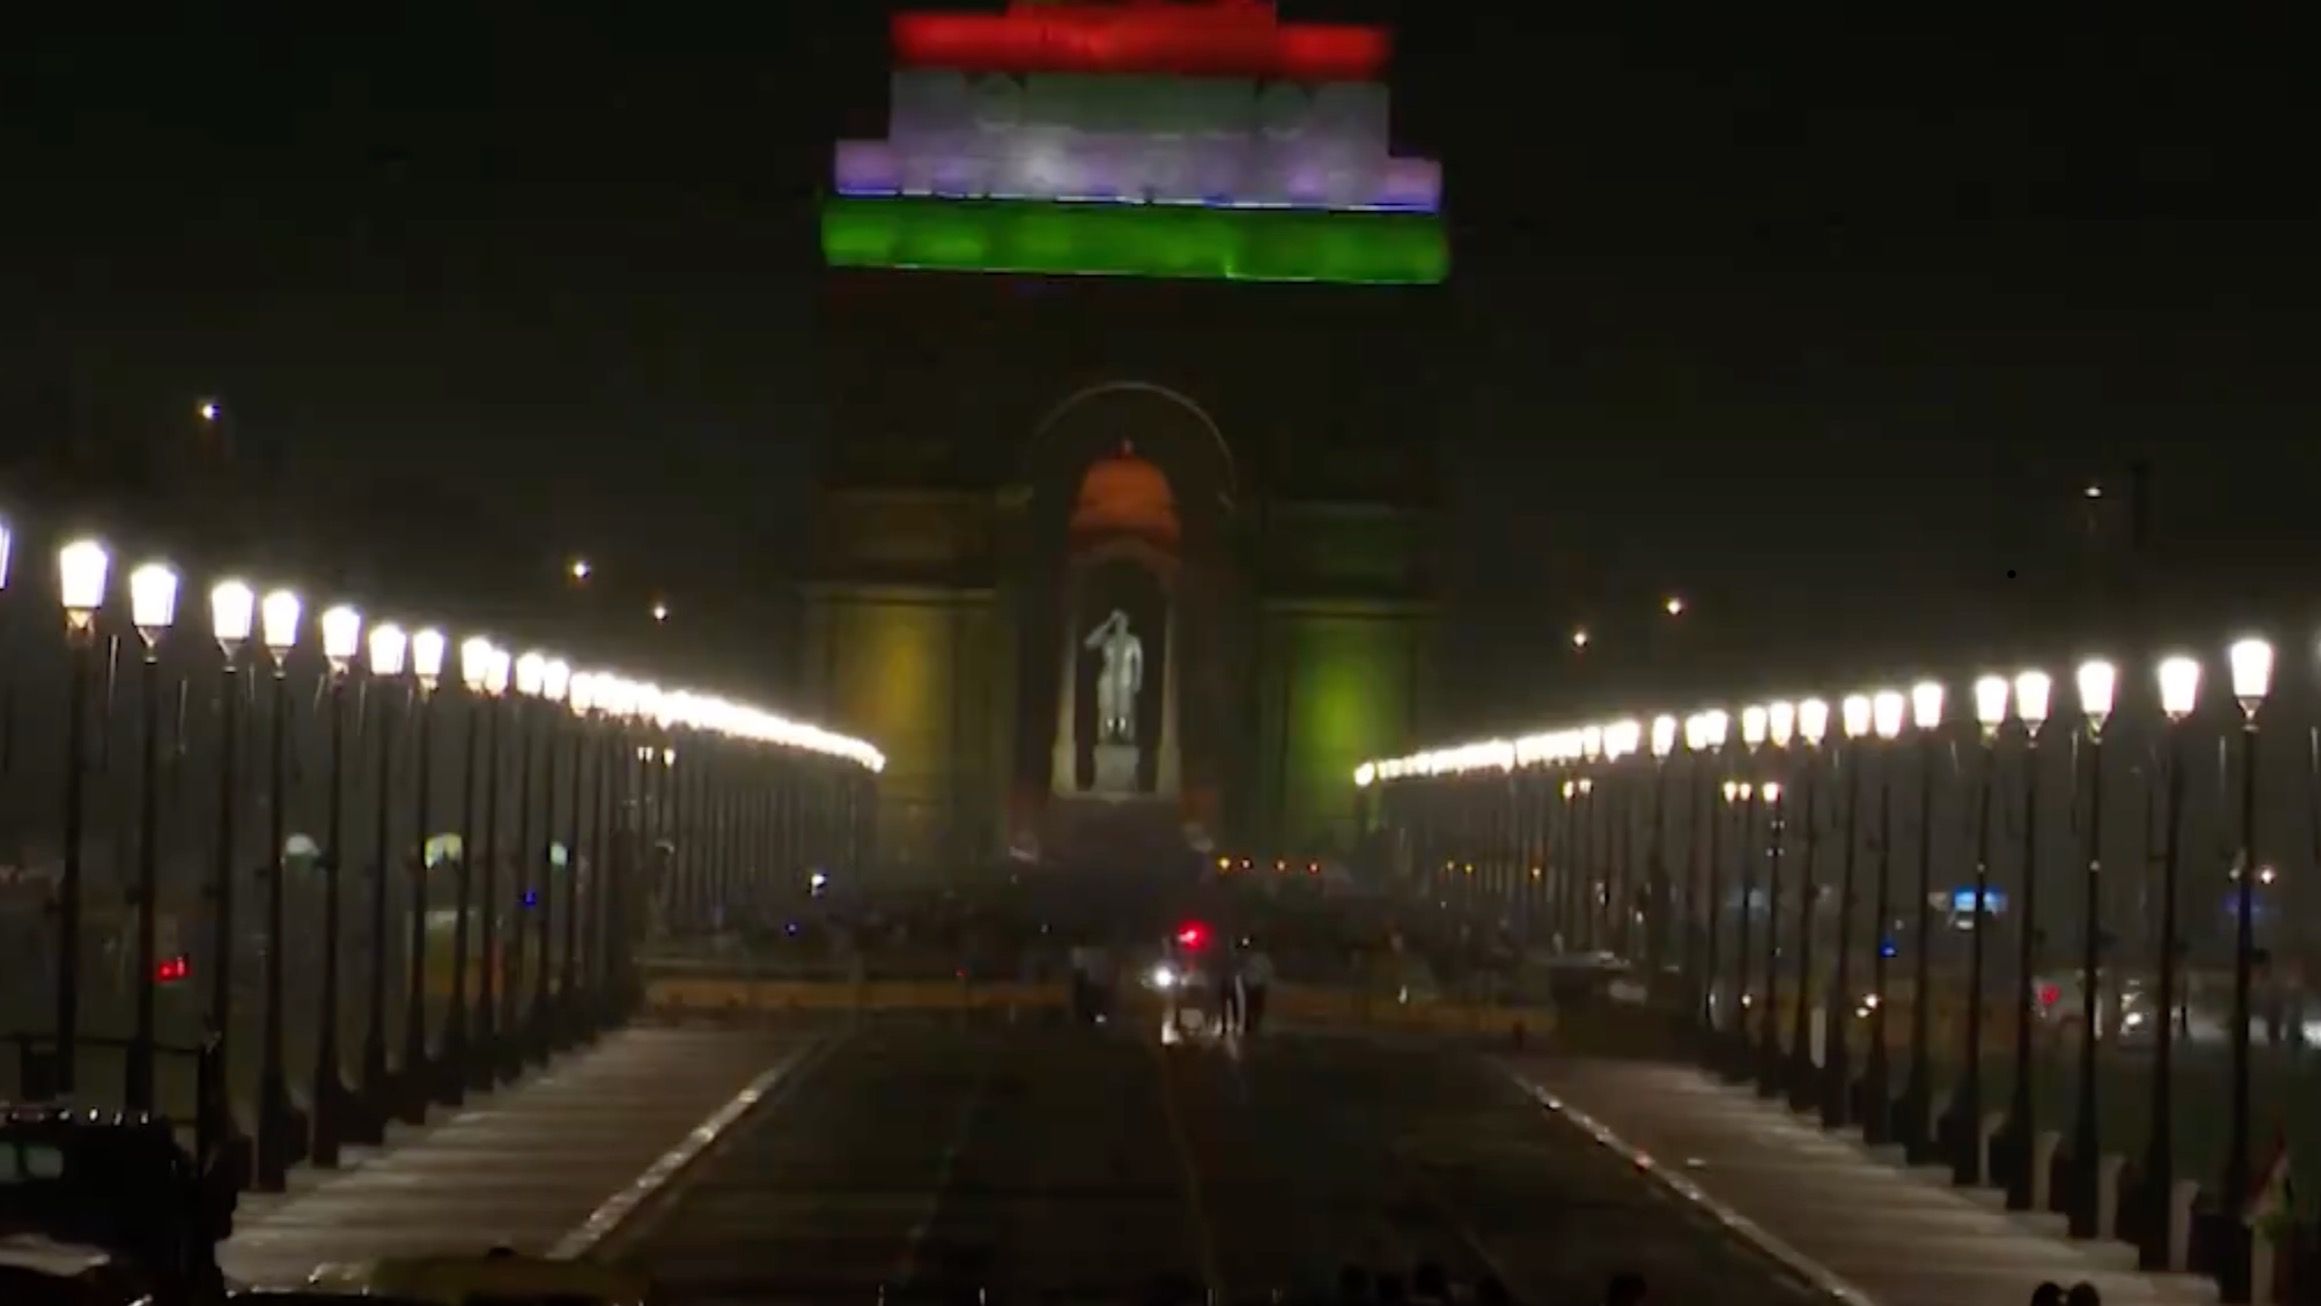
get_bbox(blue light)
[522,889,539,909]
[1879,936,1899,958]
[1950,887,2008,914]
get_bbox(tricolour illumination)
[822,196,1447,285]
[2228,637,2272,711]
[889,6,1391,81]
[2076,659,2116,733]
[1872,690,1906,740]
[1841,695,1873,740]
[2157,656,2200,721]
[128,562,179,638]
[211,580,256,649]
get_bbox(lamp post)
[1731,703,1768,1075]
[2222,638,2270,1243]
[311,603,362,1167]
[2140,654,2199,1271]
[1901,680,1945,1163]
[201,580,256,1160]
[1756,703,1793,1093]
[1952,673,2010,1186]
[474,644,510,1087]
[52,539,109,1098]
[532,657,570,1047]
[1862,690,1907,1144]
[559,671,596,1043]
[2004,668,2052,1208]
[1580,725,1603,946]
[1648,715,1678,976]
[2068,658,2116,1237]
[399,627,445,1123]
[506,651,544,1065]
[442,636,492,1102]
[1787,698,1828,1109]
[254,586,302,1190]
[122,562,178,1113]
[1694,711,1730,1037]
[1824,694,1873,1126]
[358,621,407,1135]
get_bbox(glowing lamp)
[1841,695,1873,740]
[259,589,302,655]
[1798,698,1830,746]
[514,651,546,698]
[1972,675,2010,732]
[1581,725,1604,761]
[2014,670,2052,734]
[459,637,494,693]
[128,562,179,640]
[1910,681,1944,730]
[0,519,11,589]
[412,628,447,690]
[2228,637,2272,712]
[1701,709,1730,749]
[485,647,512,697]
[320,605,362,672]
[1762,781,1784,804]
[542,658,572,704]
[367,623,408,677]
[2157,656,2200,721]
[1741,705,1769,749]
[1353,761,1377,787]
[1872,691,1906,741]
[210,580,256,650]
[2076,660,2116,733]
[1650,715,1678,759]
[57,539,110,629]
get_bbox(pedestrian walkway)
[1507,1058,2218,1306]
[220,1026,814,1288]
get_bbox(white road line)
[547,1037,826,1260]
[1501,1066,1871,1306]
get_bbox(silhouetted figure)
[2065,1284,2102,1306]
[2030,1283,2064,1306]
[1605,1271,1648,1305]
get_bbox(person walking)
[1240,939,1275,1035]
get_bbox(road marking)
[547,1036,830,1260]
[1500,1065,1868,1305]
[1146,1039,1225,1302]
[887,1043,999,1288]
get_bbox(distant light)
[57,539,111,624]
[2157,656,2201,721]
[211,580,257,649]
[651,599,670,623]
[2229,637,2273,711]
[128,562,180,638]
[809,870,829,892]
[1353,761,1377,787]
[197,399,221,423]
[1570,627,1590,650]
[155,955,192,984]
[1664,595,1685,616]
[569,558,592,582]
[522,889,539,909]
[2258,865,2278,886]
[2084,482,2102,499]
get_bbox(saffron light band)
[892,5,1391,82]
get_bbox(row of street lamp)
[1356,638,2287,1284]
[4,518,882,1192]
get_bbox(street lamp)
[356,621,407,1134]
[533,657,571,1046]
[2000,669,2052,1207]
[121,562,180,1113]
[254,587,302,1189]
[562,670,599,1039]
[2068,657,2115,1237]
[2222,638,2271,1242]
[2140,654,2199,1270]
[506,651,547,1063]
[200,580,256,1162]
[1729,704,1770,1078]
[1950,674,2010,1185]
[1691,710,1731,1035]
[1901,679,1945,1162]
[1571,627,1590,651]
[651,599,670,624]
[1664,596,1686,617]
[1758,697,1793,1097]
[474,644,512,1086]
[1860,689,1907,1142]
[51,539,109,1098]
[1786,698,1828,1109]
[1647,715,1678,971]
[398,627,445,1123]
[310,605,362,1166]
[443,635,492,1101]
[1823,694,1873,1126]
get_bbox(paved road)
[612,1026,1815,1304]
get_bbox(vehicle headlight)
[1148,964,1177,991]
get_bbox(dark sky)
[8,4,2315,720]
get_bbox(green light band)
[821,196,1447,285]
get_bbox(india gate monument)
[798,0,1447,875]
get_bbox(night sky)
[9,4,2314,728]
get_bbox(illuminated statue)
[1085,609,1144,744]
